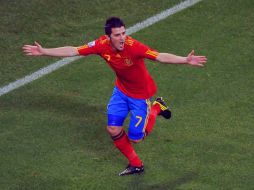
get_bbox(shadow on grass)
[1,90,114,155]
[15,174,71,190]
[129,171,198,190]
[1,90,107,125]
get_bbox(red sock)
[112,130,142,167]
[145,103,161,136]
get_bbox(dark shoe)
[153,97,171,119]
[119,165,144,176]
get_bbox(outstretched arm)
[22,42,79,57]
[156,50,207,67]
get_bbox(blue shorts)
[107,87,151,141]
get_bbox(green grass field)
[1,0,254,189]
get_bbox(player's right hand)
[22,41,44,56]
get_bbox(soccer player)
[22,17,207,176]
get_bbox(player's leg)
[127,96,171,140]
[107,125,143,169]
[107,87,142,174]
[118,98,148,176]
[127,98,151,142]
[118,97,171,176]
[145,97,171,136]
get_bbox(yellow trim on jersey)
[77,44,88,50]
[125,40,134,46]
[100,38,108,45]
[125,37,134,46]
[145,49,159,58]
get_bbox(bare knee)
[107,126,123,136]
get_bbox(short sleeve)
[77,39,100,56]
[133,40,159,60]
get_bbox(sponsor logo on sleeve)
[88,41,95,47]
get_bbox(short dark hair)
[104,17,125,36]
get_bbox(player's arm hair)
[42,46,79,57]
[156,53,187,64]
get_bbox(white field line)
[0,0,202,97]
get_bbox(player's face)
[109,26,126,51]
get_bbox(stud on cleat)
[119,165,144,176]
[153,97,171,119]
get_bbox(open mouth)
[119,42,124,49]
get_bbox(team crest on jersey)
[88,41,95,47]
[124,58,133,66]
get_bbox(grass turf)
[1,0,254,189]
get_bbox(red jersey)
[77,35,159,99]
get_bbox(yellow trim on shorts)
[143,99,151,133]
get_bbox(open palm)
[187,50,207,67]
[22,42,44,56]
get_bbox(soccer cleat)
[118,165,144,176]
[153,97,171,119]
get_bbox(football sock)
[145,103,161,136]
[112,130,142,167]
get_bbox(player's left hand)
[186,50,207,67]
